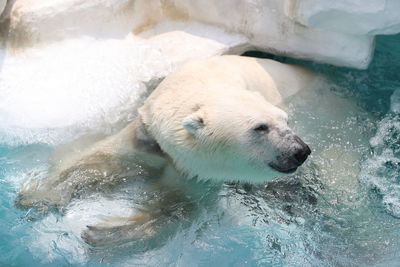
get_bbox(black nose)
[294,144,311,164]
[292,135,311,165]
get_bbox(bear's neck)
[130,116,163,156]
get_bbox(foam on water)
[360,89,400,217]
[0,36,169,146]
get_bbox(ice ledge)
[288,0,400,36]
[2,0,400,69]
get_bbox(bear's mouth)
[268,163,298,174]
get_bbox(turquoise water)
[1,34,400,266]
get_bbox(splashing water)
[360,90,400,218]
[0,36,169,146]
[1,33,400,266]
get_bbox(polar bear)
[17,55,313,245]
[139,55,312,180]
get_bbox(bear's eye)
[253,124,269,133]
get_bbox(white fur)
[138,55,315,182]
[17,55,320,246]
[18,55,317,207]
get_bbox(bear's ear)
[182,112,205,135]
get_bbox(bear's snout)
[292,135,311,165]
[268,134,311,174]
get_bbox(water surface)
[0,34,399,266]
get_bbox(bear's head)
[170,90,311,183]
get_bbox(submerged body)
[18,55,314,245]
